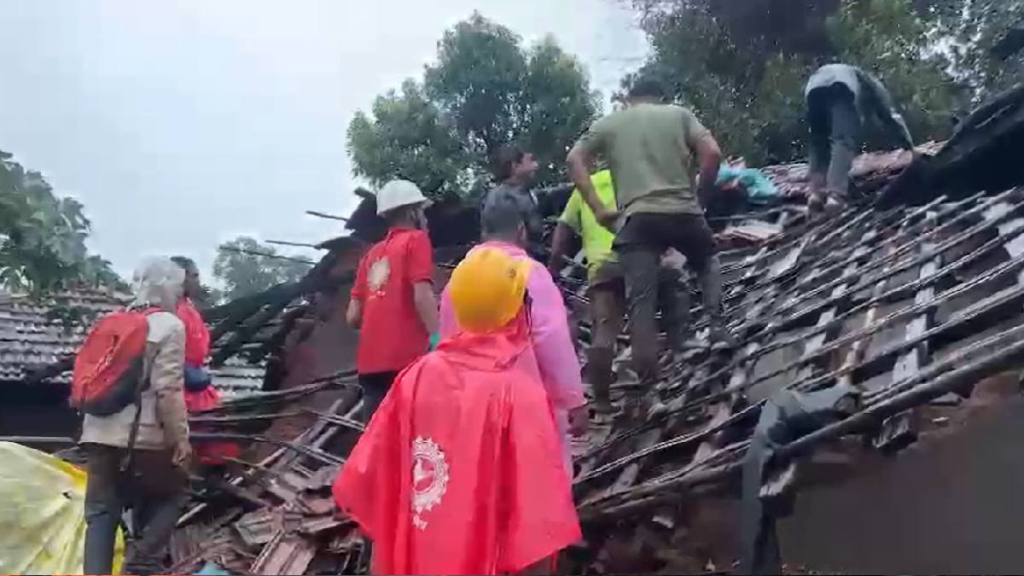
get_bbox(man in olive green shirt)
[567,78,731,402]
[549,169,687,416]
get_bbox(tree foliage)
[828,0,960,141]
[625,2,816,164]
[922,0,1024,99]
[0,150,123,296]
[347,13,600,198]
[212,236,311,301]
[519,38,604,184]
[627,0,1017,165]
[348,80,470,198]
[424,15,529,163]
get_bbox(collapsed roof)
[161,83,1024,575]
[0,84,1017,573]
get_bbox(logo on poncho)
[411,436,449,530]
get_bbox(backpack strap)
[120,374,146,475]
[120,308,163,475]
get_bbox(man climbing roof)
[481,144,545,255]
[170,256,238,467]
[81,257,191,576]
[804,63,915,212]
[567,77,732,419]
[549,168,689,419]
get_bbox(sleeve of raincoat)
[526,262,586,411]
[497,383,582,573]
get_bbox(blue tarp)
[717,164,779,205]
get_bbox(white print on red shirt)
[367,257,391,296]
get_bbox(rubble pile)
[170,94,1024,573]
[177,182,1024,574]
[760,141,943,202]
[169,376,368,574]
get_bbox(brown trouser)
[83,444,189,575]
[614,212,722,388]
[588,259,686,407]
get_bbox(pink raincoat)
[440,240,585,472]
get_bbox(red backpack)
[71,309,157,416]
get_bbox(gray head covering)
[131,257,185,312]
[480,185,529,239]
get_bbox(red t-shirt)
[352,227,434,373]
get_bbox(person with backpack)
[347,179,439,423]
[78,257,191,575]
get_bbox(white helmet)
[376,179,428,216]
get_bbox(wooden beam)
[266,239,323,250]
[218,246,315,266]
[306,210,349,222]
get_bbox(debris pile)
[11,86,1024,573]
[570,186,1024,571]
[169,376,368,574]
[176,156,1024,574]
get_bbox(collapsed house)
[163,84,1024,572]
[7,85,1024,573]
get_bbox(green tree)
[424,14,529,162]
[347,80,470,198]
[348,13,600,198]
[627,0,963,164]
[625,2,815,165]
[0,150,123,295]
[212,236,311,301]
[922,0,1024,101]
[520,38,604,184]
[828,0,960,141]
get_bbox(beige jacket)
[80,311,190,451]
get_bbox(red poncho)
[333,317,581,575]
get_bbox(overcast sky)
[0,0,648,280]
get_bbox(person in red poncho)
[171,256,239,466]
[334,247,581,575]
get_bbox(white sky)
[0,0,648,280]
